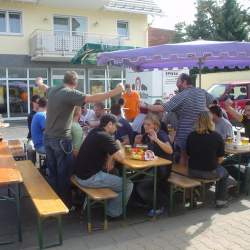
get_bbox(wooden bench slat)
[16,160,69,217]
[172,164,219,183]
[71,175,118,201]
[168,172,201,188]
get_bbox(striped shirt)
[162,87,214,150]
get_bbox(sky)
[152,0,250,30]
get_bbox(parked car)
[207,81,250,118]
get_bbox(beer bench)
[16,160,69,249]
[168,172,201,213]
[172,164,219,202]
[70,175,118,233]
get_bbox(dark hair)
[154,99,163,105]
[38,97,47,108]
[31,95,40,103]
[246,101,250,106]
[99,114,118,128]
[118,98,124,106]
[94,102,105,110]
[212,99,219,105]
[64,71,78,85]
[179,73,192,85]
[125,83,131,89]
[110,104,121,116]
[209,105,222,118]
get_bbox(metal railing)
[30,30,123,58]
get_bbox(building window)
[0,10,22,34]
[53,16,87,35]
[117,20,129,38]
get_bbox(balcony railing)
[30,30,124,61]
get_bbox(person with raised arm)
[36,71,124,207]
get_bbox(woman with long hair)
[186,111,229,208]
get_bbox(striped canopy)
[97,40,250,71]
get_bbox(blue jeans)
[189,166,229,201]
[35,145,46,155]
[44,136,73,206]
[76,171,134,217]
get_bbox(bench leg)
[169,184,174,215]
[37,216,63,249]
[57,216,63,246]
[182,188,186,211]
[190,188,194,209]
[16,183,22,242]
[104,200,108,230]
[201,184,206,203]
[87,196,92,233]
[37,217,43,250]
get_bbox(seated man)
[186,111,229,208]
[74,114,133,218]
[31,97,47,154]
[79,104,95,126]
[88,102,106,128]
[224,99,250,138]
[209,105,233,140]
[110,104,134,145]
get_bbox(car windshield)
[207,84,226,99]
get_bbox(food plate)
[130,149,156,161]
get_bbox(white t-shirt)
[79,109,95,125]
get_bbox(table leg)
[237,154,242,193]
[153,167,158,219]
[16,183,22,242]
[122,167,127,220]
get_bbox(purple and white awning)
[97,40,250,71]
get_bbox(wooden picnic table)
[225,146,250,193]
[0,141,23,244]
[121,155,172,219]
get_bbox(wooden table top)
[225,148,250,155]
[121,156,172,170]
[0,141,22,185]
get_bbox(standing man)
[122,83,140,122]
[31,97,47,154]
[143,73,214,165]
[27,94,40,163]
[36,71,124,207]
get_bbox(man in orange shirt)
[122,83,140,121]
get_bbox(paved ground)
[1,122,250,250]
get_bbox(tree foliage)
[174,0,250,42]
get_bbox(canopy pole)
[106,63,111,108]
[198,58,202,88]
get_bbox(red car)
[208,81,250,118]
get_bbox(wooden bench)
[70,175,118,233]
[168,172,201,213]
[8,139,26,161]
[172,164,219,202]
[16,160,69,249]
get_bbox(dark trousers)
[136,166,171,209]
[189,166,229,201]
[44,136,73,207]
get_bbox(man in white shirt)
[79,105,95,126]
